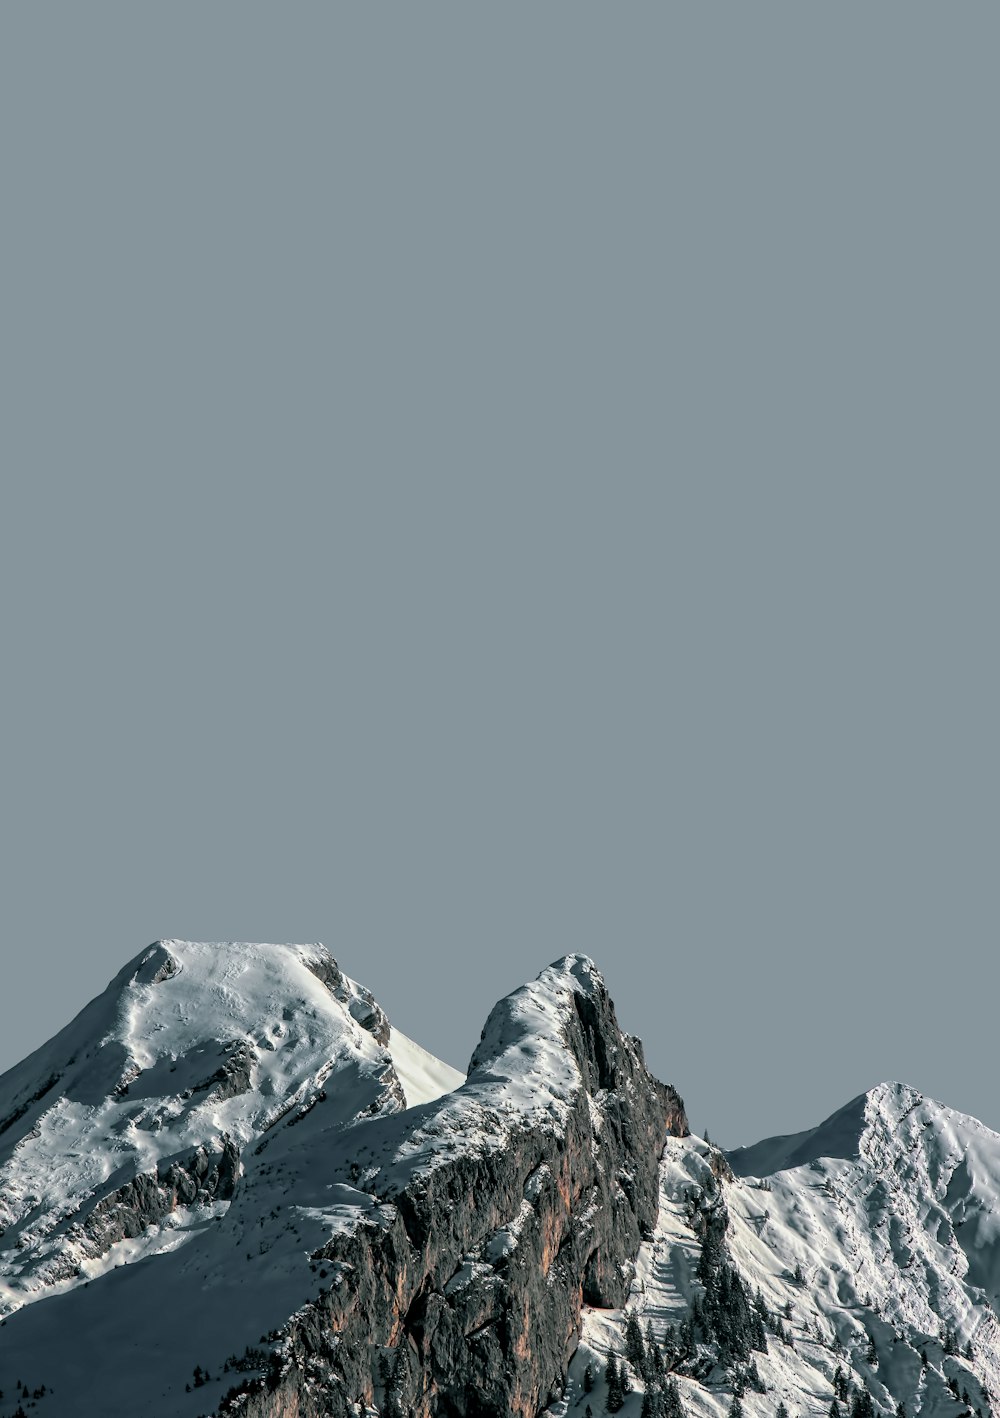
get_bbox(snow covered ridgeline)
[550,1085,1000,1418]
[0,943,687,1418]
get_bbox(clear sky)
[2,7,997,1149]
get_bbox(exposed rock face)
[75,1137,241,1260]
[219,955,687,1418]
[189,1040,258,1103]
[304,952,392,1047]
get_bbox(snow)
[387,1026,464,1108]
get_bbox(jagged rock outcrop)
[218,955,687,1418]
[304,953,392,1047]
[74,1137,241,1260]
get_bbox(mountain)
[562,1082,1000,1418]
[0,942,683,1418]
[0,944,997,1418]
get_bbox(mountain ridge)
[0,941,685,1418]
[0,943,997,1418]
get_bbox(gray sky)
[2,7,997,1149]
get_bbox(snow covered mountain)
[0,941,681,1418]
[0,942,997,1418]
[558,1083,1000,1418]
[0,941,463,1312]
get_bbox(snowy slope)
[549,1083,1000,1418]
[0,940,461,1314]
[388,1028,465,1108]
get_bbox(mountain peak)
[864,1076,925,1110]
[546,951,603,982]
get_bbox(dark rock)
[68,1136,242,1260]
[304,949,392,1046]
[220,956,687,1418]
[190,1040,257,1102]
[131,943,181,987]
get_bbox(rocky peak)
[249,955,688,1418]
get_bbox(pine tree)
[829,1402,841,1418]
[584,1363,595,1393]
[699,1223,725,1286]
[647,1321,664,1378]
[626,1311,647,1372]
[850,1389,876,1418]
[729,1396,744,1418]
[663,1377,684,1418]
[776,1403,789,1418]
[606,1351,624,1414]
[865,1331,877,1366]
